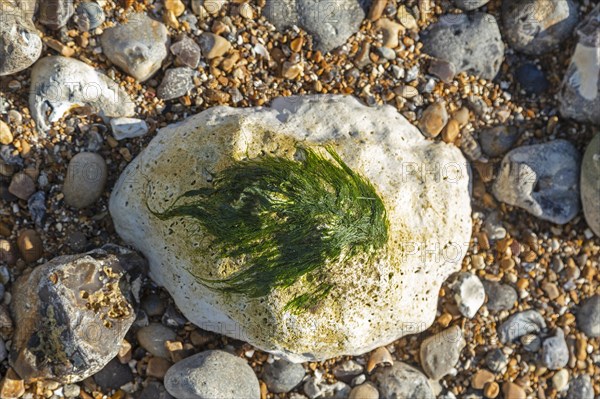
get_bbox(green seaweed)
[150,146,389,312]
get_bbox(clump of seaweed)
[150,146,389,312]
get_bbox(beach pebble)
[482,281,517,312]
[428,58,456,83]
[552,369,569,391]
[10,246,141,383]
[164,350,260,399]
[419,102,448,138]
[74,2,105,31]
[559,4,600,125]
[498,310,546,343]
[541,329,569,370]
[449,273,485,318]
[261,359,305,393]
[333,360,363,380]
[420,325,466,379]
[492,140,581,224]
[303,377,350,399]
[581,134,600,236]
[8,172,35,200]
[63,152,107,209]
[453,0,489,10]
[110,118,149,140]
[263,0,366,52]
[0,369,25,399]
[0,121,13,145]
[422,13,504,80]
[101,13,170,82]
[515,64,549,95]
[140,381,174,399]
[94,358,135,390]
[158,68,196,100]
[373,362,435,399]
[17,229,43,263]
[0,240,18,266]
[349,383,379,399]
[38,0,74,29]
[137,323,177,359]
[62,384,81,398]
[502,0,578,55]
[502,382,525,399]
[485,349,508,372]
[479,126,520,158]
[577,295,600,337]
[567,375,594,399]
[141,293,168,317]
[199,33,231,60]
[171,36,202,68]
[0,0,41,76]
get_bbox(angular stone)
[454,0,489,10]
[498,310,546,344]
[10,246,142,383]
[541,329,569,370]
[502,0,578,55]
[30,56,135,133]
[8,172,35,200]
[171,36,201,69]
[110,117,149,140]
[263,0,367,52]
[422,13,504,80]
[558,4,600,125]
[419,325,466,379]
[0,0,42,76]
[373,362,434,399]
[492,140,581,225]
[109,95,472,362]
[157,68,196,100]
[101,13,170,82]
[198,33,231,60]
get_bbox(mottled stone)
[262,359,306,393]
[492,140,581,224]
[101,13,170,81]
[567,375,594,399]
[453,0,489,10]
[157,68,196,100]
[137,323,177,359]
[0,0,42,76]
[373,362,434,399]
[541,329,569,370]
[420,325,466,379]
[171,36,201,69]
[38,0,75,29]
[263,0,368,52]
[483,281,517,312]
[479,126,520,158]
[422,13,504,80]
[581,134,600,236]
[577,295,600,337]
[10,246,141,383]
[502,0,578,55]
[498,310,546,343]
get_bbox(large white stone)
[109,95,472,362]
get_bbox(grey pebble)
[164,350,260,399]
[141,293,167,317]
[373,362,435,399]
[158,68,196,100]
[140,381,175,399]
[498,309,546,344]
[420,325,466,379]
[479,126,520,158]
[303,377,350,399]
[581,134,600,236]
[541,329,569,370]
[63,152,107,209]
[485,349,508,372]
[137,323,177,359]
[38,0,74,30]
[0,1,42,76]
[577,295,600,338]
[502,0,578,55]
[110,117,149,140]
[483,281,517,312]
[75,2,106,31]
[422,13,504,80]
[94,358,134,390]
[262,359,306,393]
[566,374,594,399]
[453,0,489,10]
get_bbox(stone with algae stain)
[10,245,143,383]
[109,95,472,362]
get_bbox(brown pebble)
[17,229,43,263]
[472,369,495,389]
[419,102,448,137]
[0,121,12,145]
[576,337,587,361]
[397,5,417,30]
[199,33,231,59]
[349,382,379,399]
[442,119,460,143]
[0,223,11,237]
[165,0,186,16]
[502,382,525,399]
[375,18,404,49]
[453,107,470,127]
[0,368,25,399]
[281,62,303,79]
[8,172,35,200]
[368,0,387,21]
[542,282,560,300]
[146,357,172,379]
[0,240,17,266]
[290,37,304,52]
[118,340,132,364]
[484,381,500,398]
[367,346,393,373]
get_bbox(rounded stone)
[261,359,305,393]
[0,1,42,76]
[164,350,260,399]
[63,152,107,209]
[109,95,472,362]
[349,383,379,399]
[17,229,43,263]
[453,0,489,10]
[541,329,569,370]
[479,126,520,158]
[577,295,600,337]
[373,362,434,399]
[581,134,600,236]
[137,323,177,359]
[502,0,578,55]
[482,281,517,312]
